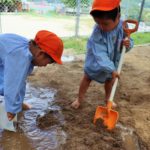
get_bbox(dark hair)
[90,6,120,21]
[29,40,37,46]
[29,40,55,63]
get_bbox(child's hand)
[71,99,80,109]
[112,71,120,79]
[7,112,16,121]
[122,38,130,49]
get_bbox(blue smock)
[84,20,133,83]
[0,33,34,114]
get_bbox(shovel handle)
[109,20,138,102]
[123,19,138,37]
[109,46,126,102]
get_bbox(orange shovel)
[93,20,138,130]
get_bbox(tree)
[62,0,91,8]
[0,0,22,12]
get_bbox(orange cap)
[34,30,63,64]
[90,0,120,13]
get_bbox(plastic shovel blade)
[93,106,119,130]
[0,101,17,132]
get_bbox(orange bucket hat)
[34,30,63,64]
[90,0,120,13]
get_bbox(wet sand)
[28,45,150,150]
[0,85,66,150]
[0,45,150,150]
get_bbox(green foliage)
[121,0,150,20]
[142,9,150,22]
[145,0,150,8]
[0,0,21,12]
[63,32,150,54]
[0,0,21,3]
[62,0,91,8]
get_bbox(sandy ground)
[28,45,150,150]
[0,14,93,38]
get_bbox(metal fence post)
[138,0,145,23]
[75,0,81,38]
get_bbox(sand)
[28,45,150,150]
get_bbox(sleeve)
[0,64,4,95]
[4,51,30,114]
[86,27,116,73]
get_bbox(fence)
[0,0,149,39]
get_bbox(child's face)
[94,15,120,32]
[32,48,55,67]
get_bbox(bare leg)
[22,102,32,110]
[7,112,16,121]
[7,103,31,121]
[71,74,91,109]
[104,79,114,101]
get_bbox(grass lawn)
[63,32,150,54]
[131,32,150,45]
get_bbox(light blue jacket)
[0,33,34,114]
[84,20,133,83]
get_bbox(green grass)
[63,32,150,54]
[19,11,74,19]
[131,32,150,45]
[62,37,88,54]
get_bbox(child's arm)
[4,51,30,116]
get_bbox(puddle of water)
[116,123,140,150]
[0,83,67,150]
[62,55,74,62]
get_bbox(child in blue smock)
[71,0,133,109]
[0,30,63,121]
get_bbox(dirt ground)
[28,45,150,150]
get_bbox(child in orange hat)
[0,30,63,121]
[71,0,133,109]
